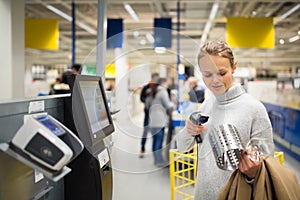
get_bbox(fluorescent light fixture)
[279,3,300,21]
[77,22,97,35]
[154,47,166,54]
[46,5,97,35]
[200,2,219,46]
[124,3,139,21]
[168,11,177,16]
[200,30,209,46]
[146,33,155,43]
[289,35,300,43]
[47,5,72,22]
[209,3,219,21]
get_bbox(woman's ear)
[232,61,237,73]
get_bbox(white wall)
[0,0,25,100]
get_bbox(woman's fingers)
[186,119,204,136]
[239,150,260,178]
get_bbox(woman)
[148,78,175,167]
[176,40,274,199]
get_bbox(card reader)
[11,113,83,172]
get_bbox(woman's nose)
[212,73,221,82]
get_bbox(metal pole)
[177,0,180,66]
[176,0,180,102]
[96,0,107,80]
[71,2,75,65]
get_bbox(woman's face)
[199,54,236,95]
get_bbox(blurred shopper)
[71,63,81,75]
[139,73,160,158]
[148,78,175,166]
[176,40,274,199]
[64,63,82,90]
[187,76,205,103]
[49,77,63,94]
[167,77,177,90]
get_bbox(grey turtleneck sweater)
[176,85,274,200]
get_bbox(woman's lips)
[212,85,223,90]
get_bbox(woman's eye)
[219,72,227,76]
[203,74,212,78]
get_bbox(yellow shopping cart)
[169,149,284,200]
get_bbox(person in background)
[187,76,205,103]
[49,77,62,94]
[167,77,177,90]
[71,63,81,75]
[148,78,175,167]
[64,63,82,91]
[176,40,274,199]
[139,73,160,158]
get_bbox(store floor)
[109,112,300,200]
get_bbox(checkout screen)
[36,115,66,136]
[79,80,110,134]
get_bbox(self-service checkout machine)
[64,74,115,200]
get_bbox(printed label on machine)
[34,169,44,183]
[28,101,45,114]
[97,148,110,168]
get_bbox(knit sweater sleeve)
[248,97,274,155]
[176,127,196,153]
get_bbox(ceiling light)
[298,30,300,35]
[155,47,166,54]
[200,2,219,46]
[133,31,139,37]
[168,11,177,16]
[124,3,139,21]
[209,3,219,21]
[46,5,97,35]
[279,39,285,44]
[288,35,300,43]
[47,5,72,22]
[279,3,300,21]
[139,39,146,45]
[77,22,97,35]
[146,33,155,44]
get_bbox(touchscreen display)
[36,116,66,136]
[79,80,110,134]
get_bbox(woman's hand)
[186,119,205,136]
[238,148,261,179]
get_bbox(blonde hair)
[198,40,235,67]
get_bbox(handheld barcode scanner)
[189,112,209,143]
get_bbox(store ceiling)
[25,0,300,71]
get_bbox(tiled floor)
[109,112,300,200]
[109,112,172,200]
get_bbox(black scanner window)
[25,133,64,167]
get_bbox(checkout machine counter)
[0,74,115,200]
